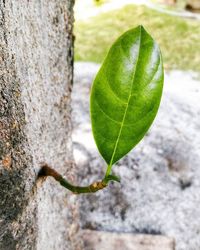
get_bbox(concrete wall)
[0,1,81,249]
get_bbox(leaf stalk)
[38,164,110,194]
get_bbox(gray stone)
[0,1,82,250]
[82,229,175,250]
[72,62,200,250]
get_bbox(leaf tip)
[137,24,144,30]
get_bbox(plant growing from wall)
[39,25,164,194]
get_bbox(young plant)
[40,25,164,194]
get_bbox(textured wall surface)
[0,1,81,249]
[72,62,200,250]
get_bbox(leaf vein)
[104,75,128,104]
[108,27,142,166]
[95,99,122,125]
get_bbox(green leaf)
[90,25,164,168]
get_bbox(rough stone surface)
[82,229,175,250]
[72,62,200,250]
[0,1,82,250]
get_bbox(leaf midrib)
[108,28,142,167]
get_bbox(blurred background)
[74,0,200,71]
[72,1,200,250]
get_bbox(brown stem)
[38,164,62,181]
[38,163,108,194]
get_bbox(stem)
[38,164,107,194]
[105,164,112,178]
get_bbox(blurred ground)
[75,0,200,20]
[72,62,200,250]
[75,0,147,20]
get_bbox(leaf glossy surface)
[90,26,164,166]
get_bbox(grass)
[74,4,200,71]
[93,0,111,7]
